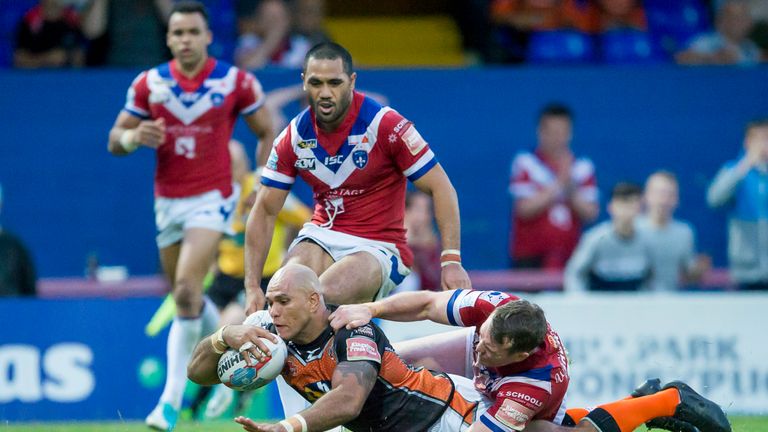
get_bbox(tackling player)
[329,290,732,432]
[106,2,274,429]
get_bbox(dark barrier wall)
[1,67,767,277]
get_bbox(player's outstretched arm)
[412,164,472,290]
[330,289,456,330]
[244,185,289,314]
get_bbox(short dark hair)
[611,182,643,200]
[170,1,210,27]
[303,42,354,75]
[539,103,573,122]
[746,118,768,132]
[490,300,547,354]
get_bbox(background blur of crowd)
[3,0,767,70]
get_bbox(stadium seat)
[526,30,596,64]
[645,0,712,57]
[600,29,665,64]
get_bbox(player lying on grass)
[188,263,482,432]
[329,289,732,432]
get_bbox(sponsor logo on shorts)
[346,337,381,363]
[298,139,317,149]
[494,399,534,430]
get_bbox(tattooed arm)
[295,361,378,430]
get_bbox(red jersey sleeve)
[445,290,519,327]
[480,382,553,431]
[260,127,297,190]
[235,70,266,115]
[378,111,437,182]
[123,71,150,119]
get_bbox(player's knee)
[173,278,203,313]
[320,281,372,305]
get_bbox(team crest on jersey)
[298,139,317,149]
[210,93,224,106]
[352,150,368,169]
[481,291,507,306]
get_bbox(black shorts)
[208,272,271,309]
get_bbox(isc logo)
[0,343,95,403]
[324,155,345,166]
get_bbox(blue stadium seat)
[645,0,712,56]
[600,29,665,64]
[526,30,596,64]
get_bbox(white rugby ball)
[217,337,287,391]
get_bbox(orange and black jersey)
[282,320,476,432]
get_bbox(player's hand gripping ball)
[217,336,287,391]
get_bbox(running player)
[106,2,274,429]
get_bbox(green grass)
[1,417,767,431]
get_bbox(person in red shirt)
[106,2,274,429]
[509,103,599,269]
[330,290,732,432]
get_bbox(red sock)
[584,388,680,432]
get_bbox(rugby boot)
[661,381,731,432]
[632,378,700,432]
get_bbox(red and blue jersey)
[261,91,437,266]
[447,289,570,431]
[124,58,265,198]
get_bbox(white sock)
[200,296,221,336]
[159,316,202,409]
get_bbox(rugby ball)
[217,336,287,391]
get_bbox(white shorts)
[428,374,491,432]
[154,186,239,249]
[289,223,411,300]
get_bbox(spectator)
[488,0,595,63]
[637,171,710,291]
[707,119,768,290]
[81,0,172,67]
[14,0,86,68]
[236,0,330,69]
[0,184,37,297]
[509,103,599,270]
[676,0,762,66]
[564,182,652,292]
[396,190,442,293]
[595,0,646,31]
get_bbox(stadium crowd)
[3,0,767,69]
